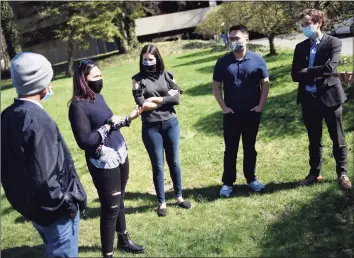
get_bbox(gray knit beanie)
[11,52,53,96]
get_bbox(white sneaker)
[248,180,265,192]
[219,185,233,197]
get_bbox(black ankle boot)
[117,232,145,253]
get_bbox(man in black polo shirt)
[212,25,270,197]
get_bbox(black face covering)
[143,64,157,73]
[88,79,103,93]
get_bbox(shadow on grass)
[261,186,354,257]
[343,86,354,133]
[1,83,13,91]
[172,54,222,68]
[1,244,102,258]
[268,64,292,83]
[180,180,340,202]
[263,51,294,63]
[84,204,155,219]
[1,245,44,258]
[182,42,214,50]
[83,179,340,218]
[184,82,212,96]
[2,206,14,216]
[177,49,213,59]
[14,215,30,224]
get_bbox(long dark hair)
[139,44,165,75]
[69,59,97,104]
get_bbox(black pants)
[301,94,347,177]
[222,111,261,185]
[87,157,129,255]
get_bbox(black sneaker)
[178,200,191,209]
[157,207,167,217]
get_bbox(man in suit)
[291,9,352,190]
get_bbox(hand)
[167,89,179,96]
[301,68,308,73]
[128,106,141,121]
[142,101,159,111]
[250,105,263,112]
[110,115,123,125]
[222,106,234,114]
[145,97,155,102]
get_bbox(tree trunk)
[124,17,138,48]
[0,27,11,71]
[268,34,277,56]
[114,36,128,54]
[313,1,320,9]
[66,38,75,77]
[1,1,21,59]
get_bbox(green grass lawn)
[1,42,354,257]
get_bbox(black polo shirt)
[213,50,269,113]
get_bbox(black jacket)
[291,34,346,107]
[1,99,87,226]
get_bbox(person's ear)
[317,21,322,30]
[39,87,47,100]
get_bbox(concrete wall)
[22,38,104,64]
[13,5,218,65]
[135,7,217,37]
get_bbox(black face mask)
[143,64,157,73]
[88,79,103,93]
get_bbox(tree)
[245,2,311,56]
[38,2,122,76]
[113,2,145,53]
[0,0,21,71]
[315,1,354,30]
[196,2,253,41]
[196,9,223,41]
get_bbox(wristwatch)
[106,118,115,126]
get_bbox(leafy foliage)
[1,0,21,71]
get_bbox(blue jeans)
[32,212,80,258]
[142,117,183,203]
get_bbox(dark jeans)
[87,157,129,255]
[222,111,261,185]
[301,94,347,177]
[142,117,183,203]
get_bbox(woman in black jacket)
[68,60,145,258]
[132,45,191,217]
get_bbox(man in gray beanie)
[1,52,87,258]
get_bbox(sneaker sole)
[220,193,232,197]
[248,187,265,192]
